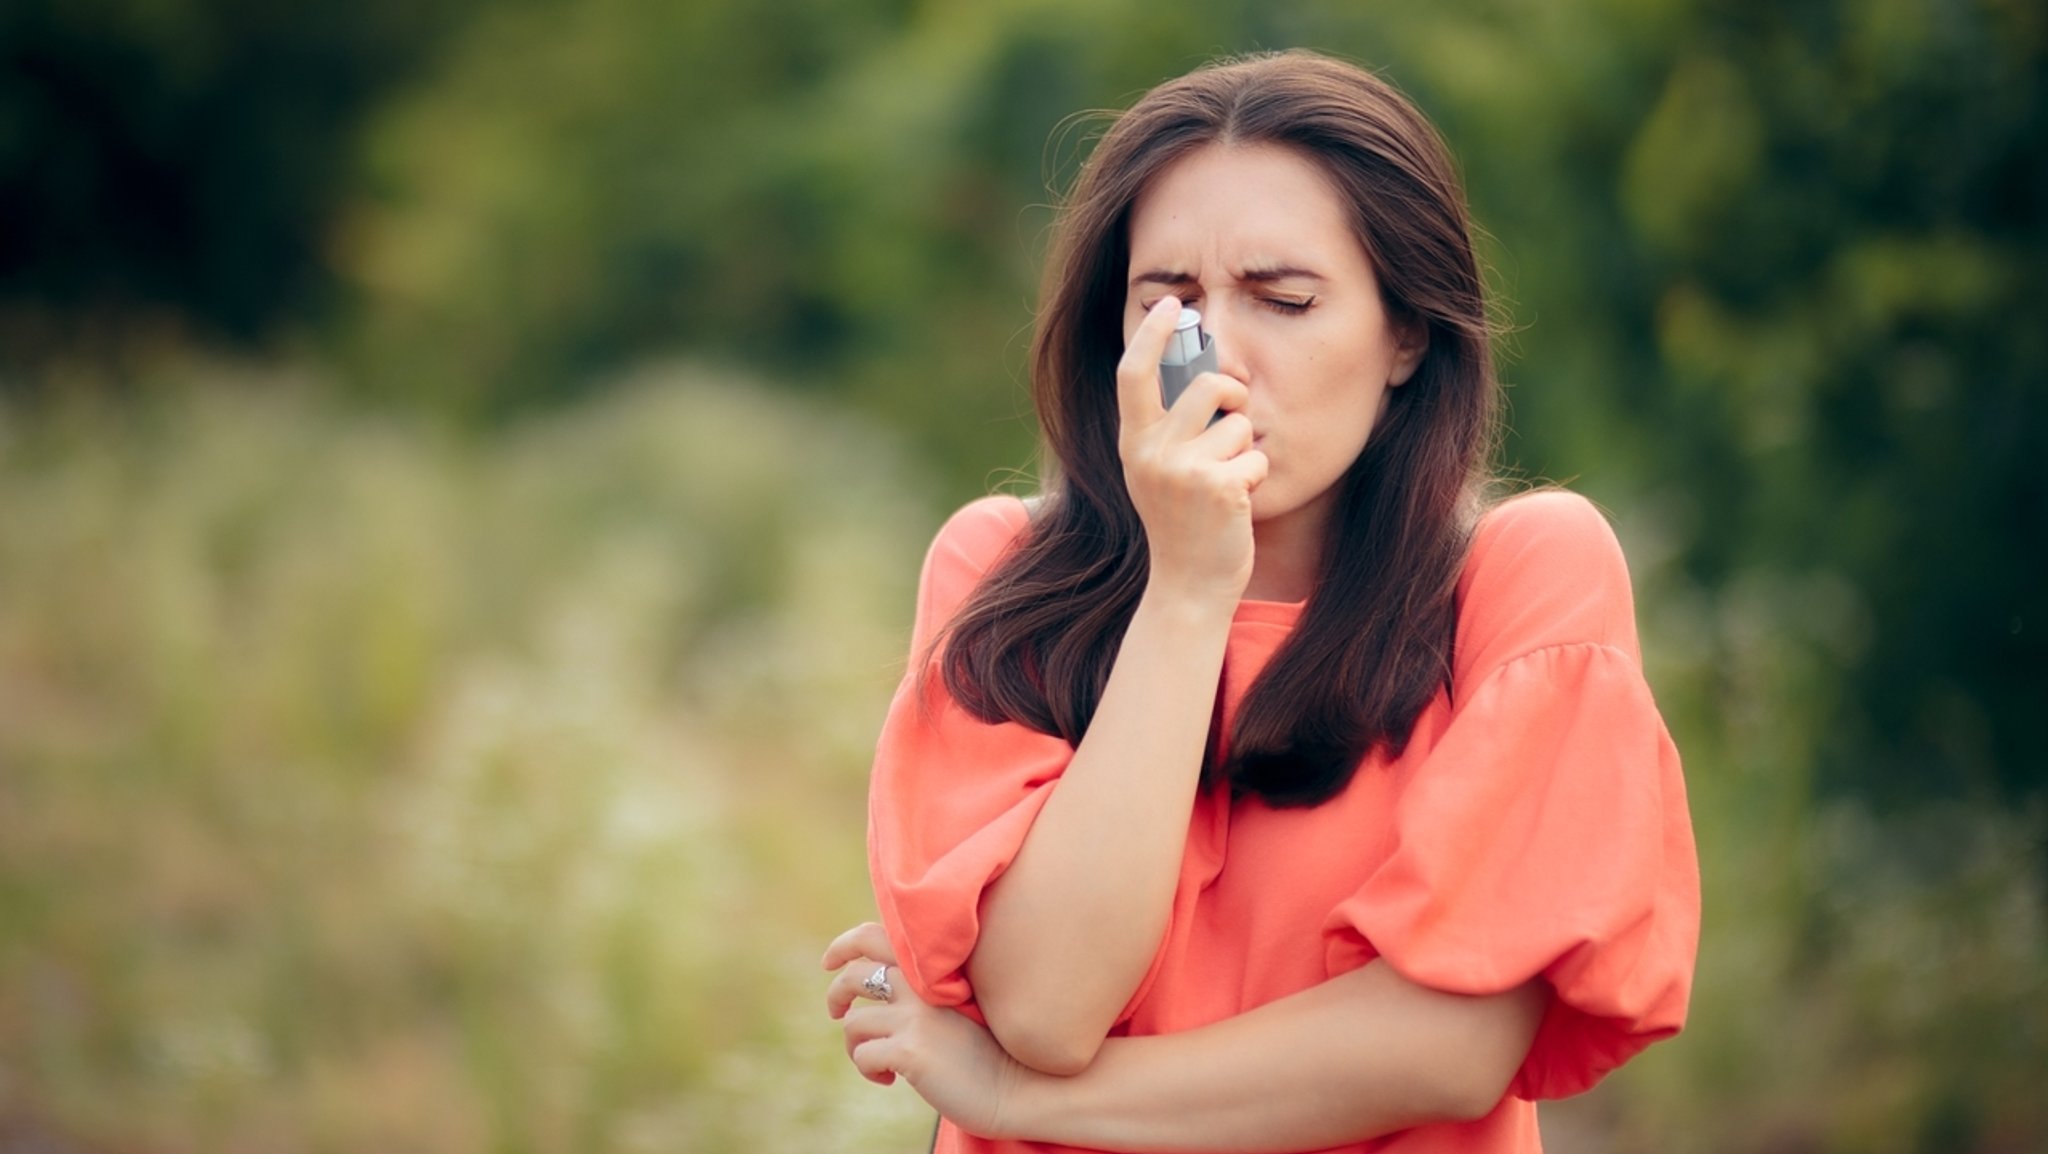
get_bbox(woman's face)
[1122,142,1424,542]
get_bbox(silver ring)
[860,964,894,1002]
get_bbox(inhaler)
[1157,307,1219,413]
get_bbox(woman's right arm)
[965,583,1232,1073]
[966,297,1267,1074]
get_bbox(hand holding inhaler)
[1117,299,1263,604]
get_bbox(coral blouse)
[868,490,1699,1153]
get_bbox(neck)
[1244,499,1332,603]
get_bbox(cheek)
[1308,384,1384,476]
[1310,360,1382,432]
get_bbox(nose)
[1205,310,1251,383]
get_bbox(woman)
[824,49,1698,1152]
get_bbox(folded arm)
[1002,961,1546,1151]
[831,927,1549,1152]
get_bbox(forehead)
[1126,142,1363,271]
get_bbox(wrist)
[989,1059,1065,1143]
[1136,576,1243,629]
[991,1043,1127,1149]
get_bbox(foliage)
[0,371,941,1151]
[1562,0,2047,809]
[0,0,483,363]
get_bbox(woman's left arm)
[825,924,1547,1151]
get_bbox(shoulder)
[1469,488,1625,574]
[1453,489,1642,684]
[923,495,1032,587]
[910,495,1033,651]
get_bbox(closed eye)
[1258,295,1316,315]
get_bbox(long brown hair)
[941,50,1500,807]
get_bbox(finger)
[1221,448,1270,491]
[825,961,866,1020]
[826,959,897,1019]
[843,1006,903,1086]
[1189,410,1255,459]
[820,923,876,969]
[1114,296,1184,429]
[821,922,895,970]
[1164,371,1249,435]
[841,1002,887,1059]
[850,1036,901,1087]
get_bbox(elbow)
[1417,1022,1533,1124]
[1434,1072,1515,1124]
[1017,1043,1098,1078]
[1404,1021,1533,1124]
[1423,977,1548,1124]
[984,1014,1105,1077]
[966,957,1120,1075]
[1393,1061,1514,1125]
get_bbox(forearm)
[997,961,1550,1152]
[967,584,1234,1072]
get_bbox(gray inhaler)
[1158,307,1219,413]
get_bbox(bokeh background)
[2,0,2042,1150]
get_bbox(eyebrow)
[1241,264,1326,284]
[1129,264,1327,290]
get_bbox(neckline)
[1233,597,1306,626]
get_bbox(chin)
[1250,479,1343,534]
[1249,491,1302,526]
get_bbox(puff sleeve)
[1321,491,1700,1101]
[866,497,1076,1018]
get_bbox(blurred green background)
[1,0,2042,1150]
